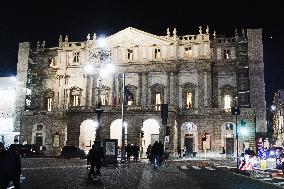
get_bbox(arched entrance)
[32,123,47,148]
[181,122,198,156]
[110,119,127,148]
[79,119,97,152]
[141,119,160,155]
[221,122,235,157]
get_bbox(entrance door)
[184,138,193,156]
[226,138,234,157]
[35,133,43,146]
[151,134,159,145]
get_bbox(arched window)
[151,83,165,110]
[220,85,235,112]
[43,89,54,111]
[181,83,197,109]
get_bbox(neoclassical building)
[14,27,266,156]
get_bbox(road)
[16,158,284,189]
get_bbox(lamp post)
[253,108,257,152]
[93,36,112,142]
[231,96,240,169]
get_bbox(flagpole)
[121,72,126,163]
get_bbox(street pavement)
[13,157,284,189]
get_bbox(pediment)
[106,27,173,48]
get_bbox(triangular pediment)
[106,27,173,47]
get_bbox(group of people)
[0,142,22,189]
[125,143,140,162]
[146,141,164,169]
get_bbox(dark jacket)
[88,146,104,165]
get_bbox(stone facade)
[273,90,284,146]
[15,27,266,156]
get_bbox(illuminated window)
[101,94,109,106]
[127,49,133,60]
[26,89,32,95]
[72,95,80,106]
[224,95,231,111]
[47,98,52,111]
[155,48,161,59]
[73,52,80,62]
[224,50,230,59]
[70,88,82,107]
[186,92,192,108]
[155,93,161,110]
[26,99,31,107]
[184,47,192,58]
[127,100,133,106]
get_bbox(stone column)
[166,72,171,104]
[85,75,91,107]
[110,75,115,106]
[170,72,179,108]
[91,75,98,107]
[60,76,65,109]
[205,71,211,107]
[137,73,142,106]
[197,70,205,109]
[141,73,148,107]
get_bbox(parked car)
[60,146,87,159]
[9,144,39,158]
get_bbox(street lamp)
[231,96,240,168]
[92,36,112,142]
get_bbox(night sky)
[0,1,283,106]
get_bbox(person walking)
[146,145,152,163]
[133,143,139,162]
[87,141,104,179]
[151,141,160,169]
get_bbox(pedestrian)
[133,143,139,162]
[87,141,104,179]
[146,145,152,163]
[177,146,181,158]
[151,141,160,169]
[0,144,22,189]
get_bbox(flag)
[124,86,134,103]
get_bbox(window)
[101,94,108,106]
[186,92,192,108]
[225,123,234,130]
[47,98,52,111]
[72,95,80,106]
[73,52,80,63]
[184,47,192,58]
[154,48,161,59]
[26,98,31,107]
[70,87,82,107]
[224,95,232,111]
[26,89,32,95]
[127,100,133,106]
[155,93,161,110]
[224,50,230,59]
[127,49,133,60]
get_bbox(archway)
[141,119,160,155]
[181,122,198,156]
[110,119,127,148]
[32,123,47,148]
[79,119,97,152]
[221,122,236,157]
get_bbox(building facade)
[0,76,19,148]
[15,27,266,156]
[273,90,284,146]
